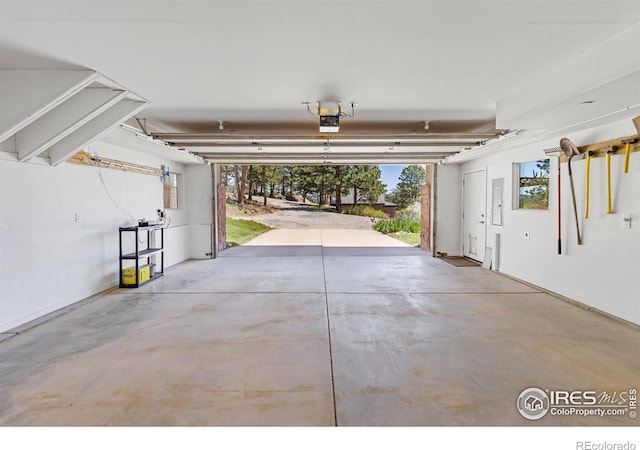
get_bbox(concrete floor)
[1,229,639,426]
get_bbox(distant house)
[332,193,397,217]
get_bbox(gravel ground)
[235,196,376,230]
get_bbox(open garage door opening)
[216,163,435,255]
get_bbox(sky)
[519,159,549,177]
[379,164,407,192]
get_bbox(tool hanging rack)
[557,133,640,163]
[68,150,163,177]
[549,131,640,230]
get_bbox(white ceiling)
[0,0,639,159]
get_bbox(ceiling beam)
[170,140,480,148]
[99,125,205,165]
[152,132,499,141]
[198,154,451,164]
[48,100,148,166]
[17,88,128,162]
[0,70,98,144]
[192,146,457,164]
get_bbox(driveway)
[232,196,376,230]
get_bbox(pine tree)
[387,165,426,210]
[345,165,386,206]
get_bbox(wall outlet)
[622,214,631,228]
[523,231,530,239]
[74,213,81,223]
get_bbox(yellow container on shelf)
[122,264,151,285]
[139,264,151,283]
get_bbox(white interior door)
[463,169,487,262]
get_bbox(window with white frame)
[513,159,549,210]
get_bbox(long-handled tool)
[602,146,617,214]
[560,138,582,245]
[624,116,640,173]
[583,150,593,219]
[543,146,564,254]
[621,138,638,174]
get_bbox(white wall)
[434,163,463,256]
[185,164,214,259]
[0,140,210,332]
[438,118,640,325]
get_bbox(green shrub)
[373,218,421,234]
[342,205,388,219]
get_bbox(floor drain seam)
[320,232,338,427]
[323,291,545,295]
[114,291,329,295]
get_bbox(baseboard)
[495,271,640,330]
[2,286,119,338]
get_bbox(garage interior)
[1,1,639,428]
